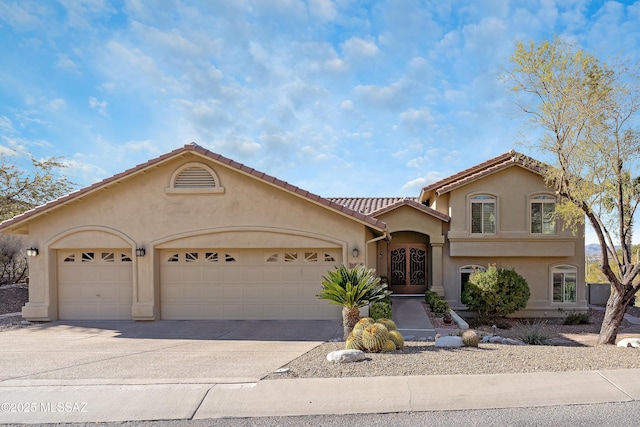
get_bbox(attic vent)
[175,167,216,188]
[166,162,225,195]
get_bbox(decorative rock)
[435,336,463,348]
[480,335,523,345]
[326,349,366,363]
[404,335,415,341]
[617,338,640,348]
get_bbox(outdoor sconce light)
[26,247,39,257]
[352,248,359,258]
[136,247,146,257]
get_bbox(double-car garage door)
[57,248,342,320]
[160,248,342,320]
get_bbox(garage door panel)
[57,250,133,320]
[160,248,342,320]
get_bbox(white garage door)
[57,250,133,320]
[160,248,342,320]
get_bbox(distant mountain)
[585,244,601,255]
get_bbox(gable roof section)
[0,143,386,234]
[329,197,450,222]
[419,150,545,201]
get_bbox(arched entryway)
[382,231,430,295]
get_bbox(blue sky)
[1,1,639,243]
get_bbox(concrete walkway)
[391,295,436,338]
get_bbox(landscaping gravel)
[264,306,640,380]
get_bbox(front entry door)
[388,244,428,294]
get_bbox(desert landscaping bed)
[264,305,640,380]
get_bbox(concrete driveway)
[0,320,342,385]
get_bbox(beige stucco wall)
[21,152,378,321]
[438,165,586,316]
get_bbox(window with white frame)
[470,195,496,234]
[460,265,486,296]
[552,265,577,303]
[531,195,556,234]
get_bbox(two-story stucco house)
[0,143,586,322]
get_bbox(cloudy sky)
[1,1,639,242]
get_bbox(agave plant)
[317,264,391,339]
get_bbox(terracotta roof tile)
[328,197,450,222]
[420,150,545,197]
[0,143,387,233]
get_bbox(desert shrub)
[424,291,439,307]
[370,301,392,320]
[0,235,28,286]
[564,312,590,325]
[516,320,551,345]
[430,298,451,317]
[461,266,530,321]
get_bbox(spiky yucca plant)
[317,265,391,339]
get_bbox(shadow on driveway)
[20,319,344,341]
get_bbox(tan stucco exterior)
[0,145,586,321]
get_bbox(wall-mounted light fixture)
[352,247,359,258]
[26,247,39,257]
[136,247,146,257]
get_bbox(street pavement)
[1,302,640,424]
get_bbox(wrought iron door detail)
[389,244,427,290]
[390,248,406,285]
[409,247,426,285]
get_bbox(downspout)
[366,229,390,269]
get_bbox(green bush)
[430,298,451,317]
[564,312,590,325]
[370,301,392,320]
[424,291,439,307]
[461,266,530,321]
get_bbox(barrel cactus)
[345,329,365,350]
[362,323,389,352]
[375,318,397,331]
[388,330,405,350]
[353,317,375,331]
[382,340,397,353]
[461,329,479,347]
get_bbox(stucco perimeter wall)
[22,152,373,320]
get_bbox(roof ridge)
[0,143,387,233]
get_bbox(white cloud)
[400,108,436,134]
[308,0,337,21]
[0,116,15,134]
[89,97,108,116]
[354,78,413,111]
[401,171,446,193]
[55,54,80,73]
[341,36,379,59]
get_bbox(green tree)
[0,152,74,285]
[461,266,530,322]
[0,154,74,221]
[317,264,390,339]
[502,37,640,344]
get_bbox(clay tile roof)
[0,143,386,233]
[420,150,545,197]
[328,197,450,222]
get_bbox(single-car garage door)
[57,250,133,320]
[160,248,342,320]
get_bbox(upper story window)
[552,265,577,303]
[470,195,496,234]
[531,195,556,234]
[166,162,225,194]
